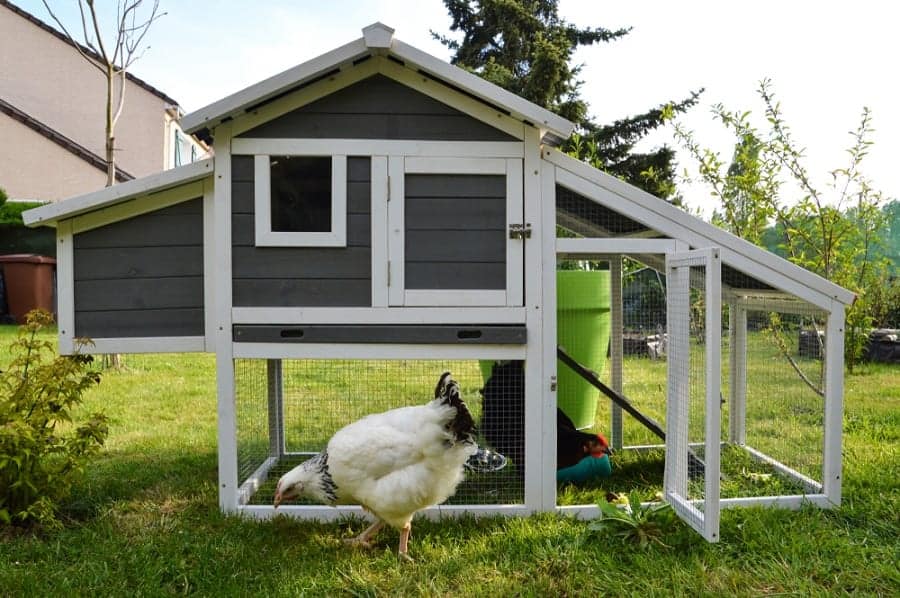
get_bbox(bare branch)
[86,0,110,62]
[40,1,106,75]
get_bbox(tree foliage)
[433,0,701,200]
[673,79,896,367]
[0,311,106,528]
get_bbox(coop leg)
[610,255,624,451]
[729,304,747,445]
[266,359,284,459]
[344,519,384,549]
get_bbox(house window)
[254,154,347,247]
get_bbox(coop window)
[254,154,347,247]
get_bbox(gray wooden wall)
[231,155,372,307]
[237,74,517,141]
[73,199,204,338]
[405,174,506,290]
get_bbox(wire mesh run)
[724,302,827,498]
[234,359,525,507]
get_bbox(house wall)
[72,199,205,338]
[0,115,107,200]
[0,3,192,200]
[231,155,372,307]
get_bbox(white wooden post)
[823,303,845,506]
[213,123,239,513]
[729,303,747,445]
[524,128,550,510]
[703,248,722,542]
[609,255,624,449]
[267,359,285,459]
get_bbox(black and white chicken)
[273,372,477,560]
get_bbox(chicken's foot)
[343,519,384,549]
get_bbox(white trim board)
[232,342,527,360]
[86,336,206,354]
[181,37,371,134]
[238,504,531,521]
[23,159,213,227]
[390,38,573,139]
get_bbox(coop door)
[664,248,722,542]
[387,157,524,306]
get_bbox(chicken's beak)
[274,490,282,509]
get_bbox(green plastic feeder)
[556,270,611,429]
[479,270,611,430]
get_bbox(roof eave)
[180,23,576,142]
[180,37,370,135]
[22,158,214,227]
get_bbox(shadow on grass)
[62,448,219,522]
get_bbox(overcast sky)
[17,0,898,216]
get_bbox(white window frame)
[253,154,347,247]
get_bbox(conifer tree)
[434,0,700,200]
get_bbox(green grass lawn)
[1,325,898,596]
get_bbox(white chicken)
[273,372,477,560]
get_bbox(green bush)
[0,310,106,528]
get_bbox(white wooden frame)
[664,248,722,542]
[253,154,347,247]
[50,179,214,356]
[213,122,239,513]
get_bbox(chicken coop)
[24,23,854,542]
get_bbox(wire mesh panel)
[722,299,827,499]
[665,249,721,541]
[233,358,526,507]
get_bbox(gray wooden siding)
[405,173,506,290]
[237,75,516,141]
[232,155,372,307]
[73,199,204,338]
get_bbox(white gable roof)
[180,23,575,144]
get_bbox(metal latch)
[509,223,532,240]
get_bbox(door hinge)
[387,175,391,201]
[387,261,391,287]
[509,223,532,240]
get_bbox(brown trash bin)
[0,254,57,324]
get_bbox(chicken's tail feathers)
[435,371,477,446]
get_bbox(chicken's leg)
[398,522,413,562]
[344,519,384,549]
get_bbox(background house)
[0,0,206,203]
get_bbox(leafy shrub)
[0,310,106,528]
[0,199,44,226]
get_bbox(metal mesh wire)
[234,359,525,506]
[723,302,827,497]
